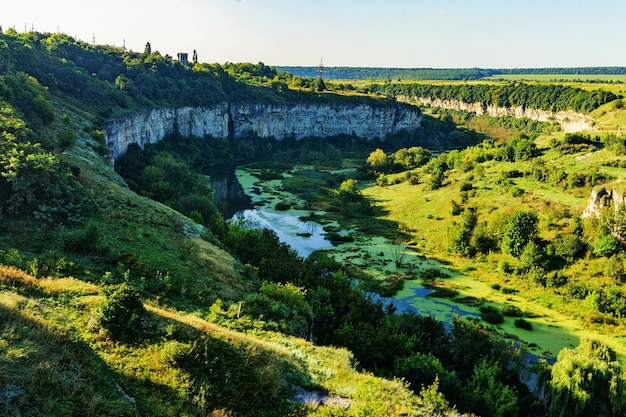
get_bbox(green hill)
[2,27,626,417]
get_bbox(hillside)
[0,29,451,417]
[2,28,626,417]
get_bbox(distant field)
[333,77,626,95]
[487,73,626,82]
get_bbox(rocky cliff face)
[105,102,421,161]
[106,105,230,161]
[401,96,593,133]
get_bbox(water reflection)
[233,209,334,258]
[206,162,252,218]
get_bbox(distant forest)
[277,66,626,81]
[368,82,618,113]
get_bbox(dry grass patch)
[0,264,37,287]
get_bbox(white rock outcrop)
[106,105,230,161]
[105,102,422,162]
[582,188,626,218]
[402,96,593,133]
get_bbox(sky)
[3,0,625,68]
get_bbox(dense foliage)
[4,26,626,417]
[368,82,618,113]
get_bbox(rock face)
[106,105,230,161]
[582,188,626,218]
[402,96,593,133]
[105,102,421,162]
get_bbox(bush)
[605,255,625,282]
[514,318,532,330]
[275,201,290,211]
[92,283,149,342]
[502,305,524,317]
[501,286,518,295]
[257,170,283,181]
[62,221,104,253]
[550,234,585,263]
[591,235,620,257]
[428,287,459,298]
[479,305,504,324]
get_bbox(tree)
[452,207,478,256]
[315,77,326,92]
[192,49,198,64]
[144,42,151,55]
[518,240,544,272]
[467,359,519,417]
[501,210,539,257]
[337,179,363,203]
[429,166,445,190]
[366,148,389,173]
[547,339,626,417]
[393,146,431,170]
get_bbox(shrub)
[275,201,290,211]
[550,234,585,263]
[62,221,104,253]
[546,271,569,288]
[256,170,284,181]
[591,235,620,257]
[428,287,459,298]
[514,318,532,330]
[501,286,518,295]
[502,305,523,317]
[57,129,77,150]
[406,171,420,185]
[92,283,149,342]
[479,305,504,324]
[605,255,625,282]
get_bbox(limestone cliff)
[582,188,626,218]
[106,102,421,161]
[399,96,593,133]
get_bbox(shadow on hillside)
[0,298,322,417]
[0,302,140,416]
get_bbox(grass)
[233,155,626,360]
[0,266,433,416]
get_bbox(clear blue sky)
[3,0,625,68]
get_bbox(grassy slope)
[0,266,431,417]
[361,106,626,360]
[0,86,437,416]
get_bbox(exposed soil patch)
[290,386,352,409]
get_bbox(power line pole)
[318,58,324,81]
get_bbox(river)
[206,162,336,257]
[207,162,586,361]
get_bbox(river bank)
[211,161,622,361]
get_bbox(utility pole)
[318,58,324,81]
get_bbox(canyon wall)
[105,102,422,161]
[399,96,593,133]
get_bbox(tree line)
[277,66,626,81]
[367,82,618,113]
